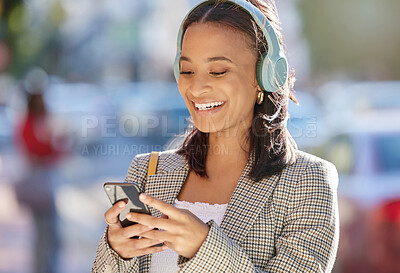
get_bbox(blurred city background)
[0,0,399,272]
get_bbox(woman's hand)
[104,200,168,259]
[126,193,210,259]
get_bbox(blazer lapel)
[220,152,280,245]
[145,153,189,218]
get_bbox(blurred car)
[318,109,400,209]
[316,81,400,144]
[317,81,400,135]
[318,80,400,112]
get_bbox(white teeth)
[195,101,224,110]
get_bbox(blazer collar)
[144,151,280,245]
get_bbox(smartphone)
[103,182,151,227]
[104,182,164,247]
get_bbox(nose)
[190,73,212,97]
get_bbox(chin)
[191,117,220,133]
[194,123,227,135]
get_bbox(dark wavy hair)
[176,0,298,182]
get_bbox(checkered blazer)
[92,149,339,273]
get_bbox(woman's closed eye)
[210,71,227,76]
[180,71,194,75]
[179,70,228,76]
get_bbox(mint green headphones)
[173,0,288,93]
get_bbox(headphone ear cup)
[257,52,288,92]
[272,57,288,90]
[173,53,181,82]
[257,52,274,92]
[256,55,266,91]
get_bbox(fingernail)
[139,193,147,200]
[147,225,153,229]
[126,213,131,219]
[118,202,125,208]
[161,245,168,250]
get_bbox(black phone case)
[103,182,150,227]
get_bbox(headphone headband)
[174,0,288,92]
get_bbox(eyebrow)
[180,56,233,63]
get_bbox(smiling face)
[178,22,259,136]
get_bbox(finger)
[139,194,181,218]
[118,240,168,259]
[105,200,126,227]
[131,244,168,257]
[130,237,165,250]
[121,224,154,239]
[140,229,173,243]
[160,214,169,219]
[126,212,173,231]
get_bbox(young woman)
[92,0,339,272]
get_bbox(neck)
[206,128,250,169]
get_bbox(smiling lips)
[191,100,226,117]
[194,101,225,111]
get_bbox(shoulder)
[273,150,339,226]
[128,149,187,174]
[291,150,337,175]
[279,150,339,189]
[124,149,187,190]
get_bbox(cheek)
[178,82,196,115]
[178,82,188,101]
[226,79,257,107]
[233,86,258,123]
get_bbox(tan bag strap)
[146,151,159,180]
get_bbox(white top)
[149,199,228,273]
